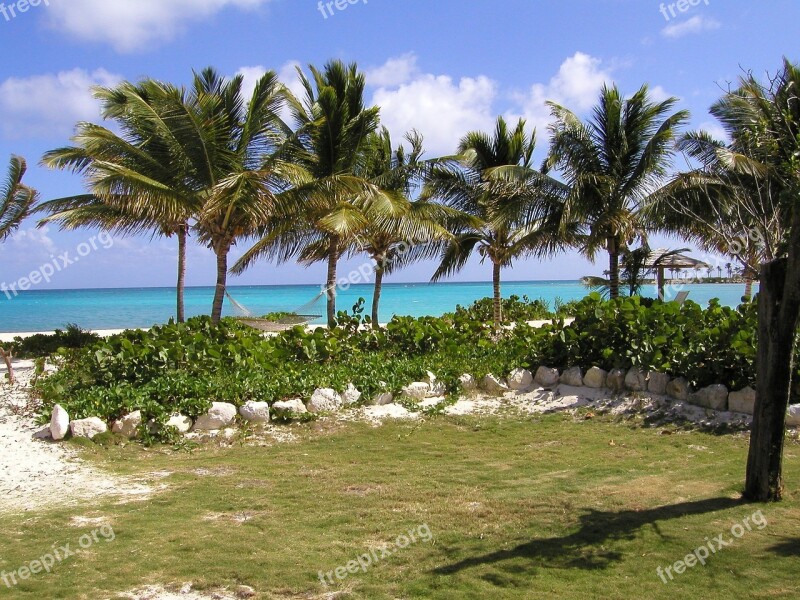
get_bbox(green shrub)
[9,324,100,359]
[34,294,778,443]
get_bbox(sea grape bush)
[34,294,774,441]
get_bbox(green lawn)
[2,412,799,599]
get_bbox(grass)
[1,411,800,599]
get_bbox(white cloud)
[365,53,419,88]
[45,0,271,53]
[373,73,497,156]
[0,68,121,140]
[661,15,721,39]
[512,52,613,133]
[236,65,269,103]
[698,120,729,143]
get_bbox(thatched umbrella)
[646,248,711,301]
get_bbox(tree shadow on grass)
[767,538,800,557]
[435,496,745,575]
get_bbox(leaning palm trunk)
[745,211,800,501]
[326,238,340,327]
[211,240,232,325]
[492,261,503,326]
[372,264,384,329]
[177,223,187,323]
[744,278,754,301]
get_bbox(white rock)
[534,367,560,388]
[560,367,584,387]
[343,383,362,405]
[193,402,238,430]
[729,387,756,415]
[111,411,142,439]
[371,392,394,406]
[624,368,648,392]
[272,399,308,418]
[166,414,193,433]
[239,401,270,423]
[787,405,800,427]
[482,374,509,395]
[50,404,70,441]
[307,388,343,413]
[606,369,627,392]
[583,367,607,389]
[459,374,477,392]
[648,372,670,395]
[666,377,691,401]
[402,382,431,401]
[689,384,729,411]
[508,368,534,391]
[70,417,108,439]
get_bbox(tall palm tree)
[424,116,566,325]
[356,128,454,327]
[232,60,398,327]
[1,155,38,383]
[41,81,201,322]
[546,84,689,298]
[42,69,303,324]
[0,155,37,242]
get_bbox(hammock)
[225,290,324,332]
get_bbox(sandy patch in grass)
[0,368,165,514]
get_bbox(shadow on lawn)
[767,538,800,557]
[435,496,745,575]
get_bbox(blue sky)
[0,0,797,291]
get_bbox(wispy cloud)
[45,0,272,53]
[0,69,121,140]
[662,15,721,38]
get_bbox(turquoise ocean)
[0,281,755,333]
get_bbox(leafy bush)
[9,324,100,359]
[449,295,554,322]
[34,294,776,442]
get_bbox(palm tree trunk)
[211,240,230,325]
[745,209,800,502]
[372,264,384,329]
[744,278,754,301]
[326,238,340,328]
[176,223,187,324]
[608,238,620,299]
[493,261,502,326]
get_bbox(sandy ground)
[0,364,160,514]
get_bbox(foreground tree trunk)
[608,238,620,300]
[745,209,800,502]
[211,239,232,325]
[372,264,384,329]
[176,223,187,324]
[326,238,340,328]
[744,278,754,301]
[0,347,14,385]
[492,261,502,326]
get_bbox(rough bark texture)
[745,207,800,502]
[0,347,14,385]
[372,265,384,329]
[493,261,502,326]
[608,238,620,300]
[176,223,187,324]
[326,239,340,328]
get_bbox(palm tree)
[424,116,566,325]
[1,156,37,242]
[232,60,395,327]
[356,128,454,327]
[0,155,38,383]
[725,262,733,279]
[546,84,689,299]
[40,82,198,323]
[43,69,303,324]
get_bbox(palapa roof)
[644,248,711,269]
